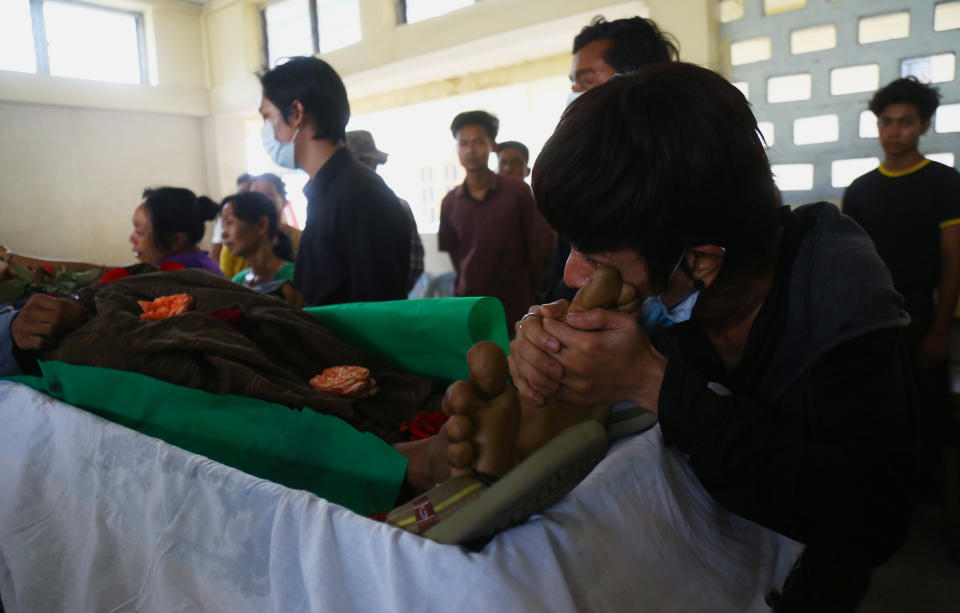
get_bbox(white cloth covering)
[0,381,801,612]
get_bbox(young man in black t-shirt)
[843,77,960,564]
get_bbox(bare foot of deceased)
[516,266,637,457]
[442,342,521,478]
[397,341,521,492]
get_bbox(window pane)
[935,103,960,133]
[771,163,814,191]
[733,81,750,100]
[793,114,839,145]
[318,0,361,53]
[265,0,314,67]
[830,64,879,95]
[791,24,836,54]
[928,153,956,168]
[901,53,956,84]
[0,0,36,73]
[831,157,879,188]
[858,11,910,44]
[757,121,775,147]
[767,73,812,103]
[859,110,879,138]
[405,0,474,24]
[720,0,744,23]
[44,1,142,84]
[731,36,772,66]
[764,0,806,15]
[935,1,960,31]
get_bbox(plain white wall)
[0,101,209,264]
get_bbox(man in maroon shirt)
[438,110,553,329]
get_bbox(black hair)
[498,141,530,163]
[450,110,499,140]
[259,56,350,143]
[252,172,287,201]
[236,173,253,185]
[532,62,780,291]
[140,187,220,252]
[572,16,679,73]
[869,76,941,122]
[220,191,294,261]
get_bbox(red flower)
[98,267,131,285]
[159,261,185,272]
[208,307,244,326]
[399,411,449,441]
[41,265,54,275]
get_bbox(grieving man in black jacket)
[510,63,913,612]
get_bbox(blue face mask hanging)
[638,252,701,334]
[639,291,700,334]
[261,118,299,169]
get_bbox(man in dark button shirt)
[511,64,913,611]
[258,57,410,306]
[844,77,960,563]
[438,110,553,328]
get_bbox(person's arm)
[437,198,460,274]
[5,295,89,376]
[920,223,960,367]
[515,306,911,564]
[402,201,425,291]
[658,327,912,565]
[0,310,21,377]
[840,185,861,223]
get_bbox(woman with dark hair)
[130,187,223,275]
[250,173,302,256]
[219,173,302,280]
[220,191,295,287]
[511,63,913,611]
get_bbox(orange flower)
[138,293,194,320]
[309,366,375,397]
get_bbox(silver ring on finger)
[519,312,541,328]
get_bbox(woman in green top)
[220,191,295,288]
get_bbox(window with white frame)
[0,0,146,84]
[399,0,475,25]
[261,0,362,68]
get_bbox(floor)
[858,325,960,612]
[859,502,960,612]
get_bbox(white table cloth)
[0,380,801,612]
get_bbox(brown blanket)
[44,269,439,442]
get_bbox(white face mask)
[565,91,584,107]
[261,118,299,169]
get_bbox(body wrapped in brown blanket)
[43,269,439,443]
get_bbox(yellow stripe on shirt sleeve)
[940,218,960,229]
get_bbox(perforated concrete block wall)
[719,0,960,204]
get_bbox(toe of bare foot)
[466,341,508,398]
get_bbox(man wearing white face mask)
[257,57,411,306]
[542,16,680,304]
